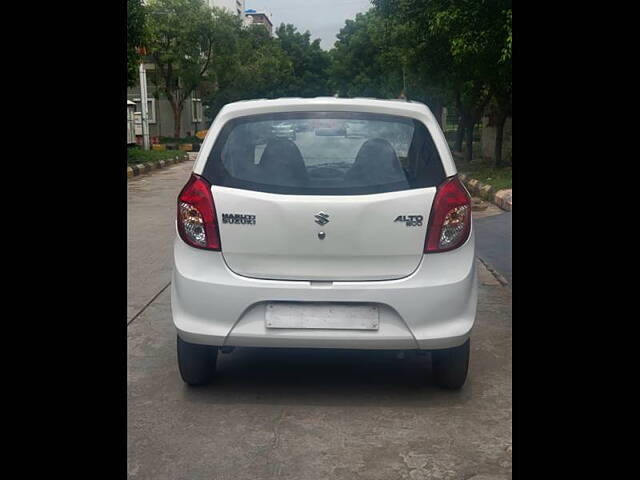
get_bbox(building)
[127,62,205,142]
[127,100,137,144]
[128,1,276,143]
[207,0,245,16]
[244,9,273,35]
[128,2,248,142]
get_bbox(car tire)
[431,339,470,389]
[177,336,218,386]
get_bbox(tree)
[328,11,401,98]
[145,0,241,138]
[127,0,146,87]
[435,1,511,164]
[487,8,512,166]
[374,9,453,126]
[328,9,454,126]
[202,24,295,119]
[372,0,512,163]
[275,24,331,97]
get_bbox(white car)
[172,97,477,388]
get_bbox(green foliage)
[369,0,512,161]
[127,0,146,87]
[328,11,401,98]
[202,24,296,118]
[127,147,186,165]
[502,9,512,63]
[202,23,332,119]
[145,0,242,137]
[327,6,453,111]
[275,24,332,97]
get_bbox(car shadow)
[181,347,474,407]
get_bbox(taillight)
[425,176,471,253]
[177,174,221,250]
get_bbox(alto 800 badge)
[394,215,423,227]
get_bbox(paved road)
[127,159,195,322]
[472,208,512,286]
[127,162,512,479]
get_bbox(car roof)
[218,97,430,117]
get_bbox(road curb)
[127,153,190,179]
[459,173,512,212]
[477,256,511,289]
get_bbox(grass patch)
[444,135,512,191]
[127,147,184,165]
[458,163,512,191]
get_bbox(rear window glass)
[203,112,446,195]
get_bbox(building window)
[133,98,156,124]
[192,98,203,123]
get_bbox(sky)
[245,0,373,50]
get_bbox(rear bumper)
[171,233,477,351]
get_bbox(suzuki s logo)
[314,212,330,225]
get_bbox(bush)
[127,147,185,165]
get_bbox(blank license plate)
[265,303,379,330]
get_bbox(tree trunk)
[493,92,511,167]
[463,117,474,163]
[460,112,478,163]
[454,120,465,153]
[165,92,185,140]
[173,105,183,139]
[462,108,486,163]
[455,87,489,163]
[494,112,507,167]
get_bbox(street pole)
[139,62,150,151]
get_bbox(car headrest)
[344,138,404,185]
[258,138,308,186]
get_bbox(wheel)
[177,335,218,386]
[431,339,470,389]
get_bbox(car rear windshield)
[202,112,446,195]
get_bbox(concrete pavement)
[127,263,512,480]
[127,158,195,323]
